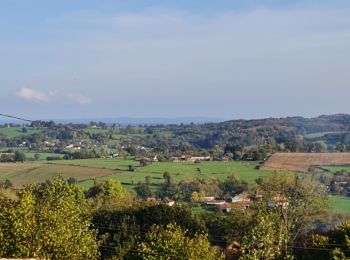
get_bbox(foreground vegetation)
[1,173,350,259]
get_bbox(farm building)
[230,192,251,203]
[171,155,211,162]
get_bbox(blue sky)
[1,0,350,120]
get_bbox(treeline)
[2,114,350,162]
[132,172,247,201]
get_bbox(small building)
[164,199,175,206]
[206,200,226,206]
[231,192,251,203]
[204,196,215,202]
[146,197,159,204]
[170,155,211,162]
[221,204,232,213]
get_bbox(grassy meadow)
[49,158,271,188]
[0,158,271,190]
[329,195,350,213]
[322,165,350,173]
[0,163,116,188]
[0,127,44,138]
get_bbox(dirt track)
[262,153,350,172]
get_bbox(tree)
[67,177,77,185]
[0,176,100,259]
[140,158,148,167]
[178,178,221,202]
[86,179,126,199]
[310,220,350,259]
[157,172,179,199]
[33,153,40,161]
[241,172,327,259]
[134,182,153,199]
[191,191,205,203]
[220,173,248,197]
[240,209,292,260]
[92,204,205,259]
[100,147,109,158]
[3,179,13,189]
[163,171,172,185]
[14,150,26,162]
[145,176,152,186]
[137,223,222,260]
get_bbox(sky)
[1,0,350,121]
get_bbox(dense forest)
[167,114,350,148]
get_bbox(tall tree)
[0,177,100,259]
[241,172,327,259]
[14,150,26,162]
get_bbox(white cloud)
[15,87,49,102]
[16,87,91,105]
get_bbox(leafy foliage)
[137,223,222,260]
[92,204,205,259]
[134,182,153,199]
[0,176,100,259]
[86,179,126,199]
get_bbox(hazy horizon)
[1,0,350,119]
[2,113,349,126]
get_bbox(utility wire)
[0,113,33,123]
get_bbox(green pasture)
[50,158,272,189]
[0,158,272,192]
[322,166,350,173]
[0,127,44,138]
[26,152,64,160]
[1,157,350,213]
[0,163,116,188]
[82,127,110,134]
[329,195,350,213]
[302,132,333,139]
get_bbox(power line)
[0,113,33,123]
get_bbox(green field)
[322,166,350,173]
[329,195,350,213]
[26,152,64,160]
[302,131,343,139]
[49,159,271,188]
[1,157,350,213]
[82,127,111,134]
[0,163,117,188]
[0,159,271,190]
[0,127,44,138]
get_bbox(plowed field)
[262,153,350,172]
